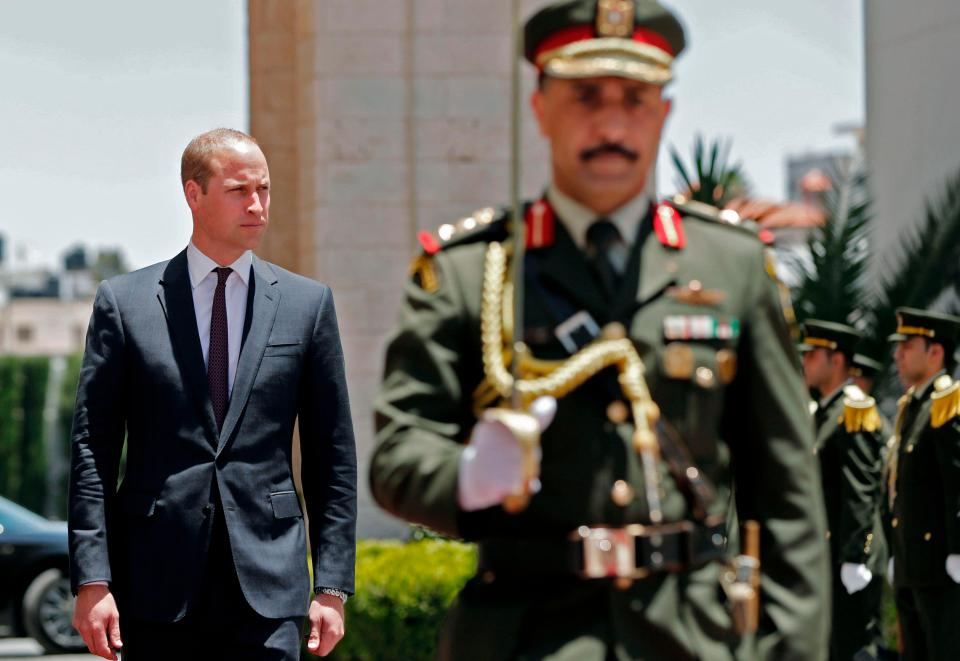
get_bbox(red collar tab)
[654,202,686,250]
[525,199,556,249]
[534,26,673,70]
[417,230,441,256]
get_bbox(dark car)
[0,495,84,653]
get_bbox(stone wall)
[249,0,550,537]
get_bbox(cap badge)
[596,0,634,38]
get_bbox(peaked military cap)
[524,0,686,85]
[887,307,960,345]
[850,353,883,379]
[799,319,861,358]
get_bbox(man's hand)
[72,584,122,660]
[946,554,960,583]
[457,396,556,511]
[305,593,345,656]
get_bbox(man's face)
[185,142,270,261]
[894,336,941,388]
[532,76,671,214]
[802,348,832,390]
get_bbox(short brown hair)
[180,128,259,193]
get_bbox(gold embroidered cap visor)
[524,0,686,85]
[537,38,674,83]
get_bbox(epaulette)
[670,195,775,245]
[930,374,960,429]
[410,201,558,293]
[842,384,881,433]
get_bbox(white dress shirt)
[186,242,252,396]
[546,185,650,273]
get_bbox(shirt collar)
[186,241,252,290]
[546,185,651,249]
[819,379,852,409]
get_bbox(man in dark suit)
[68,128,357,661]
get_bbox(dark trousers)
[119,507,303,661]
[830,574,884,660]
[895,584,960,661]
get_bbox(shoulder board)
[653,202,686,249]
[930,377,960,429]
[842,385,881,433]
[417,200,559,256]
[670,195,775,245]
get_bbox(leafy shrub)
[324,539,476,661]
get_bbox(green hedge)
[324,539,476,661]
[0,356,50,513]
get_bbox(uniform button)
[481,571,496,584]
[812,447,818,456]
[614,577,633,591]
[607,401,629,424]
[924,532,932,541]
[906,445,915,454]
[825,530,831,540]
[611,480,635,507]
[891,517,899,528]
[685,467,700,480]
[695,366,715,388]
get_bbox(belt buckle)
[554,311,600,355]
[576,526,646,579]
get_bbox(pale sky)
[0,0,862,270]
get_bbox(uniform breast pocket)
[656,342,736,460]
[263,339,302,358]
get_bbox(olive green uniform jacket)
[371,202,830,661]
[886,371,960,660]
[812,383,887,660]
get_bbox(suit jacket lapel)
[157,250,219,443]
[217,256,280,452]
[533,220,609,322]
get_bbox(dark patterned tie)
[208,267,232,433]
[585,218,625,296]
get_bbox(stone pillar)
[250,0,551,537]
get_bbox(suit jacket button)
[202,504,212,516]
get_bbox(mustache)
[580,142,639,163]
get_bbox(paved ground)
[0,638,93,660]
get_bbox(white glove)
[887,558,895,586]
[946,555,960,583]
[840,562,872,594]
[457,396,556,512]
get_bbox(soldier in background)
[371,1,830,659]
[885,307,960,660]
[851,353,884,396]
[801,321,887,660]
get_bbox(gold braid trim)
[843,397,881,433]
[931,380,960,429]
[408,254,439,293]
[885,391,912,510]
[478,241,665,521]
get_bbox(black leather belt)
[478,516,727,580]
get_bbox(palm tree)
[669,134,748,206]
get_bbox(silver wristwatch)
[315,586,348,603]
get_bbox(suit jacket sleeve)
[837,427,884,564]
[723,246,830,661]
[68,281,127,593]
[298,286,358,594]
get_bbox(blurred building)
[0,241,126,357]
[865,2,960,259]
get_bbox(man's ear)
[531,87,549,138]
[928,342,946,367]
[184,180,202,211]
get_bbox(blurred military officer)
[885,307,960,660]
[851,353,884,396]
[370,1,830,659]
[800,321,887,660]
